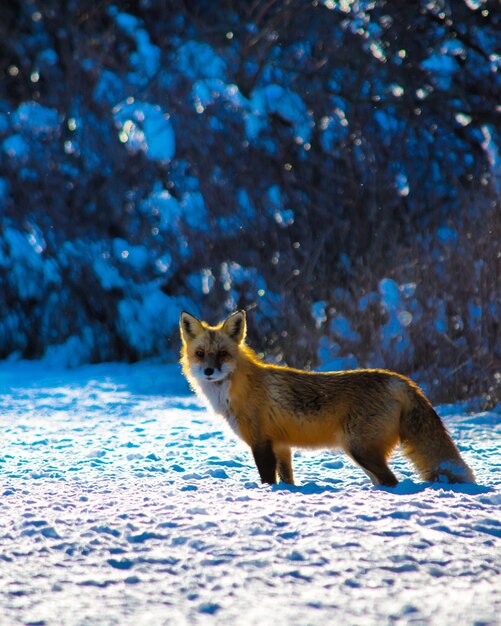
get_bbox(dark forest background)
[0,0,499,405]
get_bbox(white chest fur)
[198,378,241,439]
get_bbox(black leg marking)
[251,441,277,485]
[349,448,398,487]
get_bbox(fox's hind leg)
[343,406,400,487]
[346,444,398,487]
[273,444,295,485]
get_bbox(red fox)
[179,310,475,487]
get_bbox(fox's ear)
[222,310,246,343]
[180,312,204,342]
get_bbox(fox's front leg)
[273,444,295,485]
[251,440,277,484]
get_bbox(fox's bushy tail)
[400,392,475,484]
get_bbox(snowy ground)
[0,361,499,626]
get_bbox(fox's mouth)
[200,372,230,385]
[204,375,227,383]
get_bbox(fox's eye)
[195,350,204,358]
[218,350,229,359]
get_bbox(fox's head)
[180,311,246,384]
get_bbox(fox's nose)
[204,367,214,377]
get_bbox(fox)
[179,310,475,487]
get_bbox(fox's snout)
[200,357,219,380]
[195,352,232,382]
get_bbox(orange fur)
[180,311,475,487]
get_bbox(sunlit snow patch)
[266,185,294,226]
[311,301,327,328]
[246,84,312,145]
[12,101,60,135]
[176,41,228,81]
[1,227,60,300]
[113,238,150,272]
[0,361,498,626]
[117,287,190,355]
[113,100,175,162]
[421,44,460,90]
[2,101,60,163]
[331,314,361,344]
[2,134,29,162]
[111,10,160,86]
[379,277,412,357]
[141,187,208,234]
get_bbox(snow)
[93,69,126,106]
[93,256,126,291]
[246,84,312,144]
[43,330,94,369]
[2,227,60,300]
[266,185,294,226]
[0,361,499,626]
[421,52,457,89]
[396,171,410,196]
[379,278,412,357]
[12,102,60,135]
[176,41,228,81]
[191,78,233,110]
[112,100,175,163]
[112,10,161,86]
[113,239,150,272]
[320,112,349,153]
[317,336,359,371]
[331,314,361,343]
[236,188,256,220]
[187,75,312,149]
[311,301,327,328]
[436,226,457,244]
[117,289,189,356]
[179,191,209,231]
[142,188,182,230]
[2,134,29,162]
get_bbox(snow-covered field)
[0,361,499,626]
